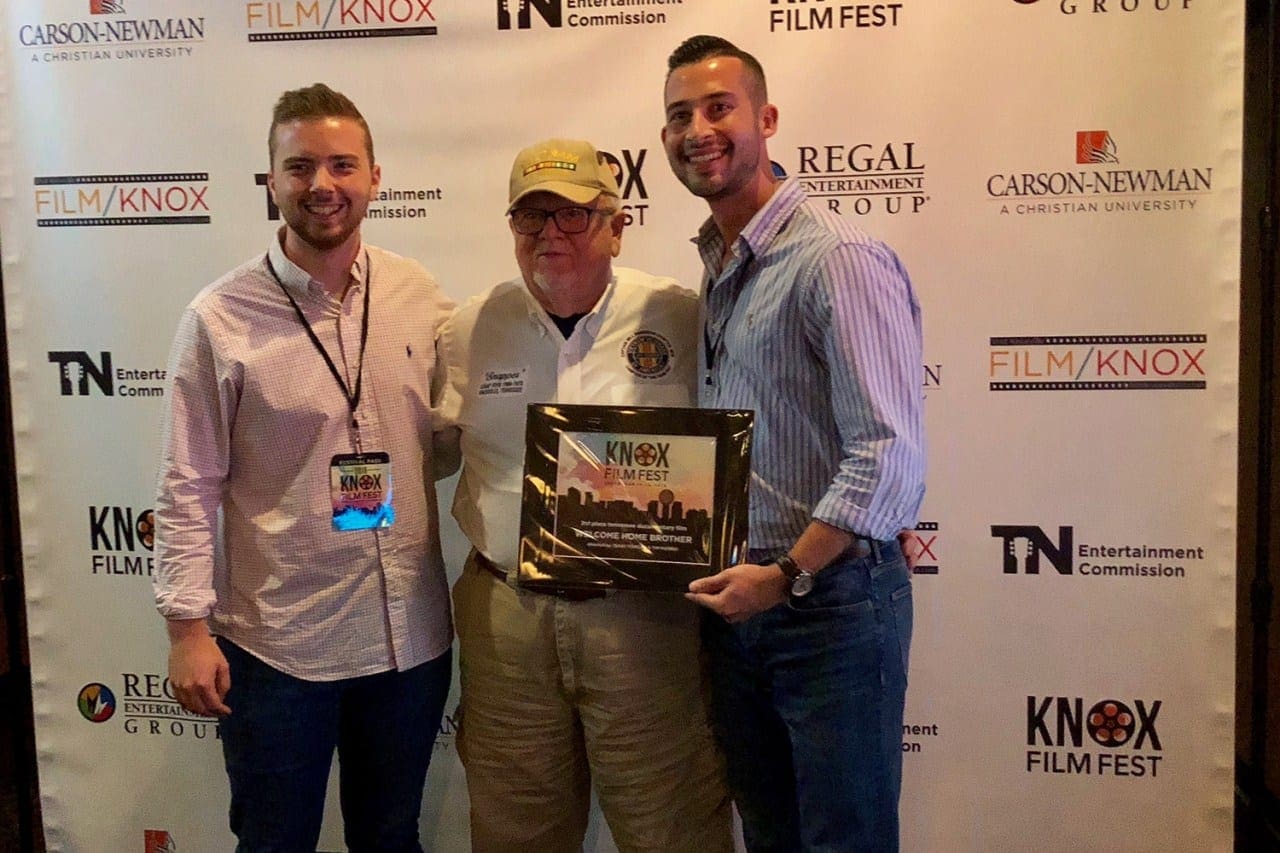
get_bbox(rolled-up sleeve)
[807,242,925,541]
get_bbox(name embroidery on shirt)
[478,367,528,397]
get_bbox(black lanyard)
[264,252,371,433]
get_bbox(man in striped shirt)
[662,35,926,851]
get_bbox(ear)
[660,124,669,145]
[760,103,779,139]
[610,211,625,257]
[266,170,278,204]
[370,162,382,195]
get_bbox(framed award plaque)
[517,404,753,593]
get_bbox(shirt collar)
[267,227,367,299]
[692,177,805,266]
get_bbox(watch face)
[791,572,815,597]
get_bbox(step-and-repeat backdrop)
[0,2,1242,851]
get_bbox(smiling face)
[512,190,623,317]
[267,116,380,260]
[662,55,777,207]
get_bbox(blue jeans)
[216,638,452,853]
[701,540,912,852]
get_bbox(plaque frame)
[517,404,753,593]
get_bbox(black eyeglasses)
[509,206,607,235]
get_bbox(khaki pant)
[453,553,733,853]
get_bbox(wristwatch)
[775,553,815,598]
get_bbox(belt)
[473,551,607,602]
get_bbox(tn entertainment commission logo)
[34,172,210,227]
[246,0,438,42]
[498,0,676,30]
[48,351,166,398]
[988,334,1206,391]
[992,524,1203,580]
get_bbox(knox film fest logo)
[986,130,1211,216]
[18,2,204,64]
[992,524,1204,581]
[1013,0,1192,15]
[796,142,927,218]
[34,172,210,227]
[768,0,903,32]
[47,350,166,399]
[89,503,155,578]
[1026,695,1164,778]
[497,0,675,31]
[988,335,1207,391]
[245,0,438,42]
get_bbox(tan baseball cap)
[508,138,620,212]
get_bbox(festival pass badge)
[330,452,394,531]
[518,404,752,593]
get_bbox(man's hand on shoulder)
[686,562,790,623]
[166,618,232,717]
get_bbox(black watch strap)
[775,552,802,579]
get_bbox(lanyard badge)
[330,452,394,531]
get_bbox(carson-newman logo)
[498,0,674,30]
[988,334,1207,391]
[144,830,178,853]
[769,0,902,32]
[988,131,1210,216]
[992,524,1202,579]
[18,5,204,63]
[34,173,210,226]
[246,0,438,42]
[1026,695,1163,778]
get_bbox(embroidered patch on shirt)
[478,367,528,397]
[621,332,673,379]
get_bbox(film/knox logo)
[246,0,438,42]
[989,334,1207,391]
[34,172,210,226]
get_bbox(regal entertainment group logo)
[48,351,166,398]
[988,335,1206,391]
[34,173,210,227]
[797,142,927,217]
[79,674,220,739]
[497,0,677,31]
[89,504,155,577]
[987,131,1211,216]
[1026,695,1163,778]
[992,524,1203,581]
[1014,0,1191,14]
[769,0,902,32]
[18,3,204,63]
[246,0,437,42]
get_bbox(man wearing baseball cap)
[433,138,732,852]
